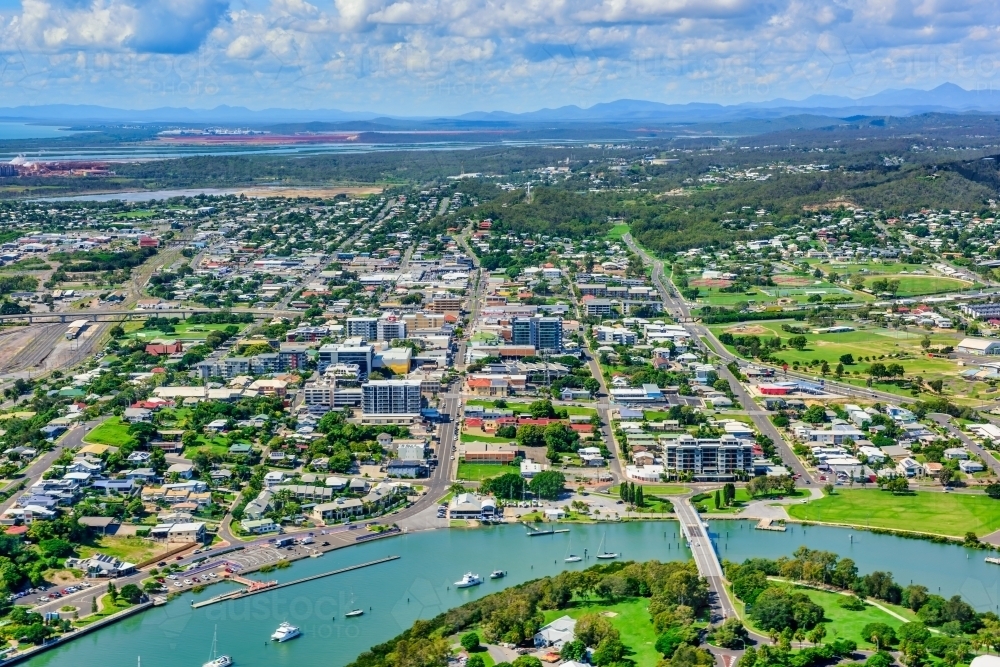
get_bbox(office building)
[318,342,374,374]
[510,316,562,353]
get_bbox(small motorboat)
[489,570,507,579]
[454,572,483,588]
[345,609,364,618]
[565,555,582,563]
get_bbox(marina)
[191,557,400,609]
[23,521,1000,667]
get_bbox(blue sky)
[0,0,998,114]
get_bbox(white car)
[184,580,193,585]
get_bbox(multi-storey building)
[661,434,755,480]
[361,380,422,414]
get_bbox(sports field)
[787,489,1000,537]
[863,274,972,297]
[709,320,963,377]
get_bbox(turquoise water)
[25,521,1000,667]
[0,122,76,140]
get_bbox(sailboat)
[202,626,233,667]
[345,590,364,617]
[564,534,582,562]
[596,531,619,560]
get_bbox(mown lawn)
[863,274,972,297]
[787,489,1000,537]
[460,432,514,444]
[84,417,135,447]
[457,462,515,481]
[607,223,630,240]
[543,597,659,667]
[87,536,166,565]
[763,582,906,648]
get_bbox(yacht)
[202,626,233,667]
[596,531,619,559]
[489,570,507,579]
[345,609,364,618]
[270,622,301,642]
[454,572,483,588]
[564,555,582,563]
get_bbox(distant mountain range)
[1,83,998,127]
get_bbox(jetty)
[756,518,787,532]
[521,522,570,536]
[191,556,400,608]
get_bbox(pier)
[756,518,787,532]
[191,556,400,608]
[521,522,570,537]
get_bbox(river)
[24,521,1000,667]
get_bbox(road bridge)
[674,497,736,621]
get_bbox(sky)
[0,0,999,115]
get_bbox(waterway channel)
[25,521,1000,667]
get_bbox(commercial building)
[958,338,1000,355]
[509,316,562,352]
[362,380,422,414]
[318,342,374,374]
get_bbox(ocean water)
[0,122,76,140]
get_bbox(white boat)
[270,622,301,642]
[565,555,582,563]
[203,627,233,667]
[454,572,483,588]
[596,531,619,559]
[345,609,364,618]
[490,570,507,579]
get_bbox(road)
[673,496,736,621]
[622,233,815,482]
[0,418,100,512]
[928,413,1000,476]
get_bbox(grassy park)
[84,417,135,447]
[457,461,514,482]
[708,320,966,398]
[750,582,909,648]
[862,274,972,297]
[787,489,1000,537]
[543,598,660,667]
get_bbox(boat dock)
[191,556,400,608]
[521,522,570,536]
[756,518,787,532]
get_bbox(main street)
[623,233,815,483]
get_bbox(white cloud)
[1,0,1000,111]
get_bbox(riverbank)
[8,527,405,665]
[25,519,1000,667]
